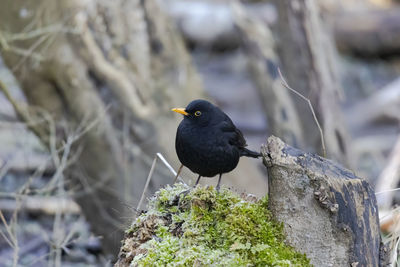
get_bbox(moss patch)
[117,183,311,266]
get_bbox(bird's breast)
[175,123,240,177]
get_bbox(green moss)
[127,183,311,266]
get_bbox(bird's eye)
[194,111,202,116]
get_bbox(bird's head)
[172,99,219,126]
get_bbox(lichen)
[118,183,311,266]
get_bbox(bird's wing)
[220,120,248,148]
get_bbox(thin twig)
[278,68,327,157]
[174,164,184,183]
[0,33,10,50]
[0,25,75,42]
[156,153,176,176]
[376,188,400,195]
[136,153,186,211]
[3,46,43,62]
[137,155,158,211]
[376,135,400,210]
[0,208,19,266]
[0,210,14,249]
[156,153,184,183]
[12,32,48,70]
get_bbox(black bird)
[172,99,260,190]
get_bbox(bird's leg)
[176,174,201,208]
[194,175,201,187]
[216,174,223,192]
[177,175,201,207]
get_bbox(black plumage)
[172,99,260,190]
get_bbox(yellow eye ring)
[194,111,202,116]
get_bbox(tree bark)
[274,0,352,166]
[0,0,203,256]
[262,136,388,266]
[233,3,304,148]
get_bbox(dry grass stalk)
[137,153,186,211]
[376,135,400,210]
[278,69,327,157]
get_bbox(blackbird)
[172,99,260,190]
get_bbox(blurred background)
[0,0,399,265]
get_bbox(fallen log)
[0,196,80,215]
[164,1,400,57]
[163,0,276,49]
[347,77,400,130]
[334,8,400,57]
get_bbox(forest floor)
[0,45,399,265]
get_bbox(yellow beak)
[172,108,189,116]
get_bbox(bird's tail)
[240,148,261,158]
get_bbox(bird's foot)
[178,189,190,197]
[176,189,191,209]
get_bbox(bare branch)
[0,80,48,147]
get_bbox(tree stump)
[262,136,388,266]
[115,136,388,266]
